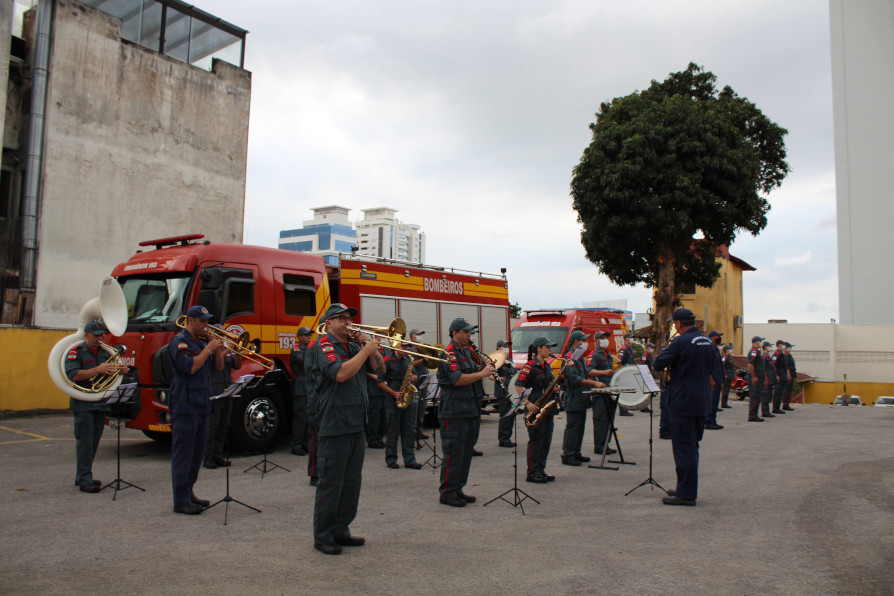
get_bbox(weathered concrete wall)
[0,1,11,144]
[31,0,251,328]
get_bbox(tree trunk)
[651,250,677,350]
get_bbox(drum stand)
[484,392,539,514]
[624,393,667,496]
[588,392,636,471]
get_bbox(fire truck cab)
[509,309,630,368]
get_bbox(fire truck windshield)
[118,274,191,325]
[510,327,569,355]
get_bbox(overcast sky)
[212,0,838,324]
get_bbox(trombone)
[175,315,274,371]
[315,317,449,363]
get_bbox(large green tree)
[570,63,789,346]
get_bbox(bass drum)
[610,365,652,410]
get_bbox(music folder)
[103,382,138,404]
[636,365,661,393]
[211,374,255,401]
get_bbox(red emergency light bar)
[138,234,206,249]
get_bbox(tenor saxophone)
[396,360,417,410]
[524,359,568,429]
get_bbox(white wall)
[745,322,894,383]
[831,0,894,324]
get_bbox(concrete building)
[831,0,894,325]
[278,205,357,266]
[745,322,894,405]
[0,0,250,411]
[355,207,425,263]
[0,0,250,329]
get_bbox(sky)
[211,0,838,324]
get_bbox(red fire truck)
[107,234,510,451]
[509,309,630,368]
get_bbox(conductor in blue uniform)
[652,308,722,506]
[167,305,224,515]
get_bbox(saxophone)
[396,359,417,410]
[524,358,569,429]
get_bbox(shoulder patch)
[67,351,78,360]
[177,342,188,350]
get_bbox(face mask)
[598,339,609,349]
[501,347,509,354]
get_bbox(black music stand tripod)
[208,378,261,524]
[419,389,442,472]
[625,391,667,496]
[101,383,145,501]
[484,390,540,514]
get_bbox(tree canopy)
[570,63,789,345]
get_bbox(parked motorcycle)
[732,369,750,400]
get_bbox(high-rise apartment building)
[354,207,425,263]
[278,206,357,266]
[279,206,425,265]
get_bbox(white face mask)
[501,347,509,354]
[598,339,609,349]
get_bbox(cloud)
[210,0,838,323]
[774,251,813,267]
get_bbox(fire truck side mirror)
[200,267,223,290]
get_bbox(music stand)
[239,376,291,478]
[101,383,145,500]
[418,378,442,471]
[624,365,666,495]
[208,376,261,524]
[484,389,540,514]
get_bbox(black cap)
[708,330,723,338]
[449,317,478,333]
[186,305,213,321]
[496,339,512,348]
[762,341,772,348]
[323,303,359,321]
[531,337,557,348]
[751,336,764,343]
[593,331,610,339]
[671,308,696,322]
[570,330,588,342]
[623,332,634,339]
[776,339,785,346]
[296,326,313,336]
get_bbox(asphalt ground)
[1,401,893,596]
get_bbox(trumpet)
[315,317,449,363]
[175,315,274,371]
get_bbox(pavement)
[1,401,893,595]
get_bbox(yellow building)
[677,246,755,354]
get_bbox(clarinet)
[470,343,507,393]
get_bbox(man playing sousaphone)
[65,320,129,493]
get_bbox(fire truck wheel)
[230,388,284,452]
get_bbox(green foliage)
[570,63,789,291]
[509,301,522,319]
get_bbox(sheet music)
[571,344,586,361]
[211,375,256,400]
[636,365,661,393]
[103,383,138,404]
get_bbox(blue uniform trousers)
[307,422,318,479]
[562,409,587,458]
[748,379,763,418]
[366,395,385,444]
[526,414,554,478]
[384,398,418,466]
[206,395,232,459]
[705,385,721,424]
[669,415,705,501]
[496,393,515,444]
[170,412,210,506]
[593,395,616,451]
[761,383,773,415]
[439,417,475,498]
[291,392,308,451]
[772,382,786,411]
[784,380,794,407]
[659,389,670,435]
[73,409,106,487]
[314,431,365,544]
